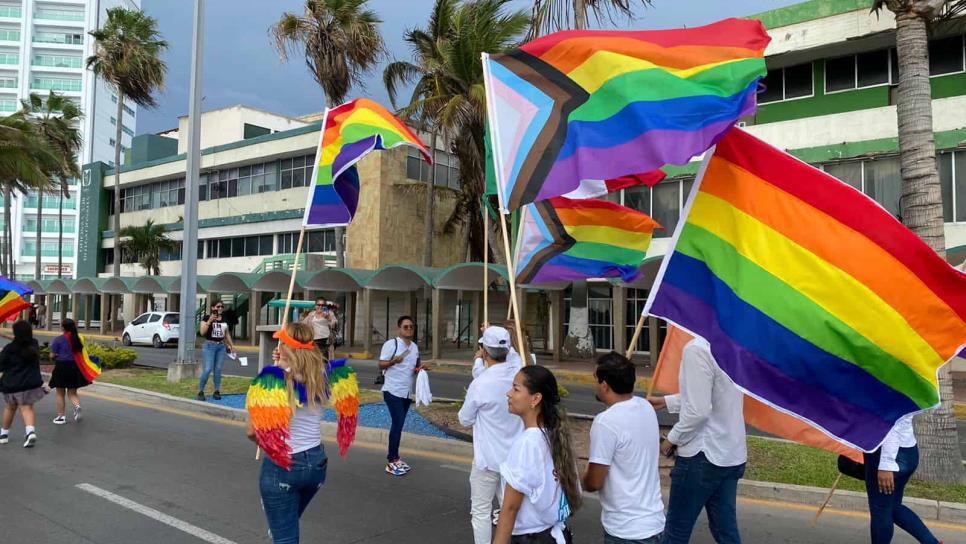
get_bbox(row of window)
[203,234,274,259]
[278,230,337,254]
[109,117,135,137]
[0,5,20,18]
[34,9,84,22]
[0,28,18,41]
[33,32,83,45]
[0,52,17,64]
[23,216,75,234]
[33,76,80,92]
[24,193,77,210]
[32,54,82,69]
[105,230,338,265]
[406,146,461,189]
[120,178,184,212]
[760,34,966,104]
[22,240,73,257]
[111,95,135,117]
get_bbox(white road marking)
[75,483,238,544]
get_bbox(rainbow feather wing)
[247,367,293,469]
[327,358,359,457]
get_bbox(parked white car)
[122,312,180,348]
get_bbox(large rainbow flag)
[515,196,661,285]
[482,18,769,212]
[0,277,32,322]
[645,128,966,452]
[64,332,102,383]
[303,98,432,227]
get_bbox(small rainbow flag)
[65,332,101,383]
[515,196,661,285]
[645,127,966,452]
[327,358,359,457]
[303,98,432,227]
[0,276,32,322]
[247,366,293,470]
[483,18,769,212]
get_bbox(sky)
[136,0,802,134]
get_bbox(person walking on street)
[494,365,581,544]
[303,298,335,358]
[459,326,524,544]
[247,322,330,544]
[379,315,421,476]
[48,319,91,425]
[0,321,46,447]
[648,337,746,544]
[584,352,665,544]
[864,414,942,544]
[36,301,46,328]
[198,300,234,401]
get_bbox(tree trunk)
[112,92,124,276]
[34,190,42,280]
[1,187,10,276]
[57,187,64,278]
[893,8,963,483]
[424,132,438,267]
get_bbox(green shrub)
[557,382,569,399]
[86,343,137,369]
[39,343,51,362]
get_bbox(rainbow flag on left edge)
[0,277,32,322]
[303,98,433,227]
[644,127,966,452]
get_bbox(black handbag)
[837,454,866,481]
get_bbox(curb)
[83,381,966,525]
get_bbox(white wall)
[174,106,308,153]
[765,8,896,59]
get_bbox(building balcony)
[0,7,22,20]
[0,29,20,43]
[33,10,85,26]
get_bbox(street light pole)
[171,0,204,380]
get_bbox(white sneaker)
[73,405,82,422]
[53,415,66,425]
[23,432,36,448]
[0,433,8,444]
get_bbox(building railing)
[32,77,81,92]
[31,54,82,69]
[34,9,84,22]
[0,6,22,18]
[0,29,20,41]
[33,32,82,45]
[0,53,19,65]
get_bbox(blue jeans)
[199,341,226,392]
[605,531,662,544]
[259,445,328,544]
[383,391,412,462]
[864,445,939,544]
[662,452,745,544]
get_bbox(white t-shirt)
[304,312,333,340]
[589,397,665,540]
[500,428,570,544]
[379,337,419,399]
[472,347,522,379]
[288,404,324,454]
[458,362,523,471]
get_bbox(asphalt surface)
[1,393,963,543]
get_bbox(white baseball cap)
[480,326,511,349]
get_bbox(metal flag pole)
[483,209,489,325]
[173,0,204,377]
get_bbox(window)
[279,230,335,254]
[280,155,312,190]
[760,62,813,103]
[864,157,902,218]
[0,28,19,41]
[33,32,83,45]
[34,8,84,22]
[562,284,614,351]
[0,98,16,112]
[0,52,17,65]
[406,146,460,188]
[110,117,135,137]
[148,313,161,323]
[33,77,81,92]
[205,235,274,258]
[823,162,863,190]
[825,56,856,93]
[857,49,890,87]
[0,5,21,18]
[160,241,183,261]
[929,35,965,76]
[131,313,149,326]
[110,95,136,116]
[0,75,15,88]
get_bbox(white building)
[0,0,140,281]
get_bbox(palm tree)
[118,220,176,276]
[385,0,529,262]
[0,111,60,277]
[271,0,385,268]
[87,7,167,277]
[872,0,966,483]
[383,0,456,267]
[528,0,649,37]
[21,92,83,281]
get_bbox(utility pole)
[170,0,204,381]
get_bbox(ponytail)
[518,365,583,515]
[63,319,83,353]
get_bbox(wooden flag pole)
[498,210,528,365]
[811,474,842,526]
[483,210,489,325]
[626,313,646,359]
[256,226,307,461]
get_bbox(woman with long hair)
[0,320,46,447]
[494,365,581,544]
[246,322,330,544]
[48,319,90,424]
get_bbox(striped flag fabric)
[303,98,432,227]
[645,127,966,452]
[482,18,769,212]
[514,196,661,285]
[0,276,32,322]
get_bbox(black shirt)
[0,339,43,393]
[201,314,229,342]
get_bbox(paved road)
[1,392,962,543]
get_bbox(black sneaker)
[0,433,8,445]
[197,391,206,401]
[23,432,36,448]
[213,390,221,400]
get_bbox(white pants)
[469,466,502,544]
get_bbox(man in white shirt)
[458,326,524,544]
[583,352,664,544]
[379,315,421,477]
[648,337,746,544]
